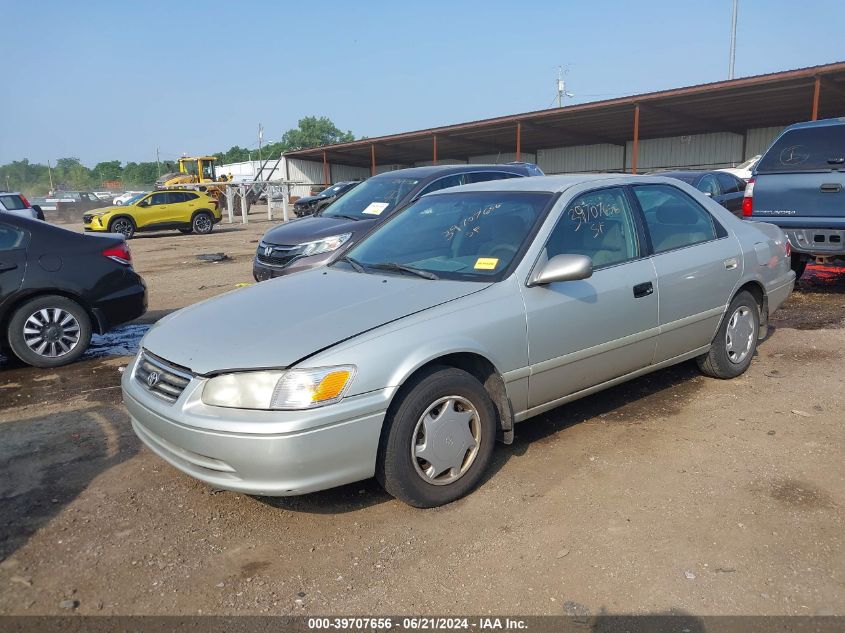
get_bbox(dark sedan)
[0,214,147,367]
[653,170,747,216]
[289,181,361,217]
[253,162,544,281]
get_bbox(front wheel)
[697,291,759,379]
[376,367,497,508]
[108,217,135,239]
[192,212,214,235]
[7,295,92,368]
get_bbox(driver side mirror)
[528,254,593,286]
[138,200,148,207]
[703,192,713,197]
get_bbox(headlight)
[201,365,356,410]
[299,233,351,256]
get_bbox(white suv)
[0,192,43,220]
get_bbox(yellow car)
[83,190,221,239]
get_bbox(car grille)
[256,243,302,268]
[134,350,193,403]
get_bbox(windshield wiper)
[337,255,366,273]
[368,262,439,280]
[329,214,362,221]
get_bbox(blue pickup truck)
[743,118,845,278]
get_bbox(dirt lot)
[0,216,843,616]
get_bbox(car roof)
[785,116,845,131]
[371,163,534,180]
[651,170,716,178]
[436,173,622,194]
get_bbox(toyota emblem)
[264,246,273,257]
[147,371,160,388]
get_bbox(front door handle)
[633,281,654,298]
[0,262,18,273]
[820,183,842,193]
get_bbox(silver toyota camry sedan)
[122,174,795,507]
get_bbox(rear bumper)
[767,273,795,315]
[91,272,147,332]
[785,228,845,257]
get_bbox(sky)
[2,0,843,166]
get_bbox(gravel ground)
[0,216,843,616]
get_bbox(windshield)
[321,176,419,220]
[124,193,147,205]
[664,173,698,184]
[736,155,760,169]
[320,183,347,197]
[338,191,553,281]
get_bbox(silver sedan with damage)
[122,175,795,507]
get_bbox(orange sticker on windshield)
[474,257,499,270]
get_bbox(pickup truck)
[742,117,845,278]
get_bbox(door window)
[633,184,718,254]
[464,171,521,184]
[716,173,741,194]
[697,174,720,197]
[545,187,640,268]
[148,193,169,205]
[418,174,467,197]
[0,223,26,250]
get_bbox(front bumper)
[122,354,390,496]
[252,251,333,281]
[785,228,845,257]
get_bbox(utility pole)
[556,66,574,108]
[257,123,264,176]
[729,0,738,79]
[47,159,54,191]
[156,147,161,178]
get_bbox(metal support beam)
[811,76,821,120]
[371,144,376,176]
[632,104,640,175]
[322,150,329,186]
[432,134,438,165]
[516,122,521,161]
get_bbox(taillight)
[785,241,791,257]
[19,194,30,208]
[102,243,132,265]
[742,177,755,217]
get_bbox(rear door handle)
[820,183,842,193]
[633,281,654,298]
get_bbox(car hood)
[261,215,375,245]
[294,194,324,205]
[141,267,490,374]
[86,205,120,216]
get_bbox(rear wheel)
[108,217,135,239]
[697,291,759,379]
[376,367,497,507]
[192,212,214,235]
[7,295,92,368]
[790,254,807,280]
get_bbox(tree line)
[1,117,355,196]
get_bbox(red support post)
[631,104,640,175]
[811,76,821,120]
[322,150,329,186]
[516,121,522,162]
[370,144,376,177]
[432,134,438,165]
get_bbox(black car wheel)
[376,366,497,508]
[7,295,92,368]
[192,212,214,235]
[108,217,135,239]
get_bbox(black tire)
[790,255,807,280]
[192,211,214,235]
[178,227,193,234]
[108,216,135,239]
[7,295,92,368]
[697,291,759,379]
[376,366,497,508]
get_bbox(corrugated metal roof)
[285,62,845,168]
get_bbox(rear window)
[757,125,845,173]
[0,195,27,211]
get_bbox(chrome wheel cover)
[725,306,755,364]
[411,395,481,486]
[23,308,81,358]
